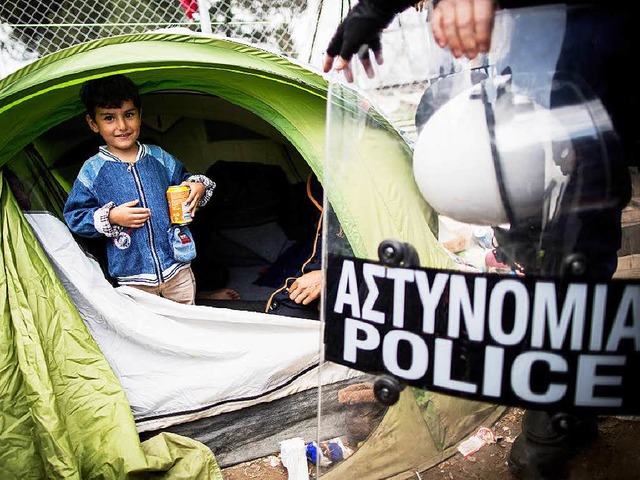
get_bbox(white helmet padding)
[413,75,569,227]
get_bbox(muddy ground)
[221,408,640,480]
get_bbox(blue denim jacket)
[63,144,214,286]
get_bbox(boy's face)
[86,99,141,159]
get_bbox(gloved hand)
[323,0,417,82]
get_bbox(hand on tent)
[323,0,416,83]
[288,270,323,306]
[430,0,495,59]
[109,199,150,228]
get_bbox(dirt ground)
[221,408,640,480]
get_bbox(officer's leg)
[508,410,598,479]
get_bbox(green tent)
[0,33,503,479]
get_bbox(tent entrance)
[11,90,320,305]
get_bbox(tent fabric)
[0,33,503,479]
[323,388,504,480]
[0,32,448,267]
[0,173,222,479]
[0,33,329,175]
[25,210,358,431]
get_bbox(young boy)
[63,74,215,305]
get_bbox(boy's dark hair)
[80,74,141,119]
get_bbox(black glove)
[493,224,542,275]
[326,0,416,62]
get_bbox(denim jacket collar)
[98,142,147,163]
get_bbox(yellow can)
[166,185,193,225]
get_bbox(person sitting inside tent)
[262,173,324,320]
[63,74,215,305]
[199,173,324,320]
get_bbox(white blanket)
[25,212,355,432]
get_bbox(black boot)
[507,410,598,479]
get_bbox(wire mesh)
[0,1,431,133]
[0,0,323,77]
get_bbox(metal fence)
[0,0,336,77]
[0,0,433,134]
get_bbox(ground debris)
[221,408,639,480]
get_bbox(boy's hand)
[181,181,205,217]
[109,199,151,228]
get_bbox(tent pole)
[197,0,213,34]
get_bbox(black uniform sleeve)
[326,0,417,61]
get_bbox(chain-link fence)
[0,1,433,134]
[0,0,340,77]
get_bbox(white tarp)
[25,211,356,432]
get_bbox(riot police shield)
[317,4,639,479]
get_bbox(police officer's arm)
[432,0,620,60]
[430,0,495,59]
[323,0,417,82]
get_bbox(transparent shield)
[318,4,639,479]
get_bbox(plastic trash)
[306,437,353,466]
[457,427,496,458]
[280,437,309,480]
